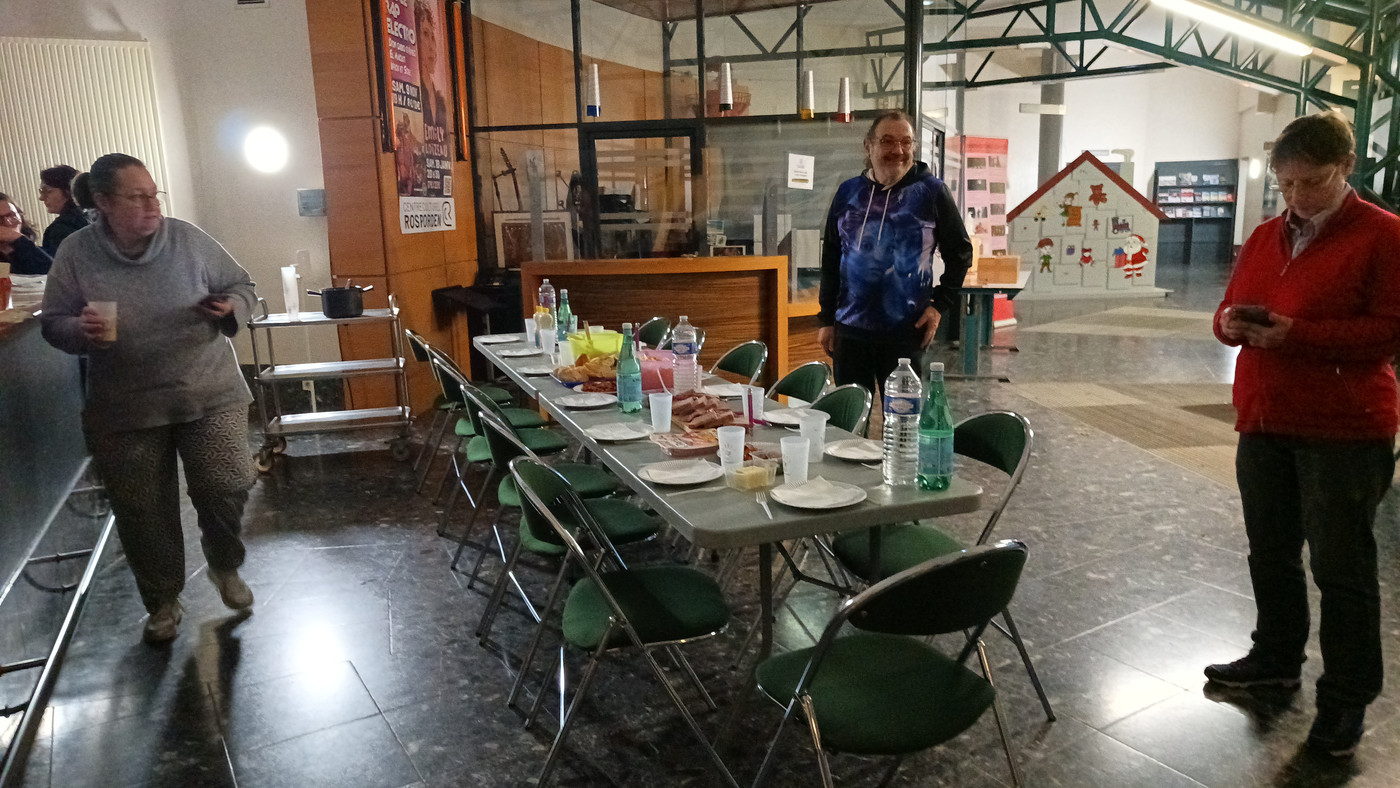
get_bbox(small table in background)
[958,269,1030,379]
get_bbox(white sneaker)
[143,599,184,643]
[208,568,254,610]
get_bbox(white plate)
[499,347,541,358]
[478,334,525,345]
[585,422,654,442]
[769,477,868,509]
[764,408,810,427]
[825,438,883,462]
[638,459,724,486]
[558,392,617,409]
[703,383,746,398]
[517,364,554,376]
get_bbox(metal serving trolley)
[247,294,412,472]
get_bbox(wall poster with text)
[382,0,455,234]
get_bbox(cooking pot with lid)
[307,284,373,318]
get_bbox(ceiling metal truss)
[669,0,1400,206]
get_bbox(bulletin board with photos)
[947,136,1009,255]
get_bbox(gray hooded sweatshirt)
[41,217,255,434]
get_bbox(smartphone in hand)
[1231,305,1274,327]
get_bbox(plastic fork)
[756,490,773,519]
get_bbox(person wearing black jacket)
[818,110,973,396]
[39,164,89,256]
[0,192,52,275]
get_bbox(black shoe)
[1204,653,1301,688]
[1306,705,1365,758]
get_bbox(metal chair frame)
[508,458,739,788]
[809,384,872,437]
[751,542,1029,788]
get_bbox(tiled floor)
[16,258,1400,787]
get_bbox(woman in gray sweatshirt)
[41,153,257,643]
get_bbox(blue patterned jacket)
[818,162,972,333]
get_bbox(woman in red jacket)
[1205,111,1400,759]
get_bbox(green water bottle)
[917,362,954,491]
[556,289,572,343]
[617,322,643,413]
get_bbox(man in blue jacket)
[818,111,972,396]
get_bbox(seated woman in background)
[39,164,89,256]
[0,191,53,275]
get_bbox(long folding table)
[473,334,983,655]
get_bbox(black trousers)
[1235,432,1394,709]
[831,310,954,401]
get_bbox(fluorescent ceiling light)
[1020,103,1066,115]
[1150,0,1311,57]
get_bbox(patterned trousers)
[87,408,254,612]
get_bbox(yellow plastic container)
[567,329,623,358]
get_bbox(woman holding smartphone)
[1207,112,1400,758]
[40,153,258,644]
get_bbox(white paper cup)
[649,392,673,433]
[89,301,117,342]
[524,318,537,346]
[781,436,810,485]
[798,410,830,462]
[717,425,746,470]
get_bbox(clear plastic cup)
[524,317,537,346]
[89,301,117,342]
[780,436,810,485]
[649,392,673,434]
[798,410,829,462]
[717,425,746,470]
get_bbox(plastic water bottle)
[534,306,554,350]
[617,323,643,413]
[918,362,955,491]
[537,278,557,320]
[556,289,572,343]
[671,315,700,394]
[881,358,922,487]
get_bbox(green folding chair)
[635,316,671,349]
[809,384,872,436]
[709,340,768,385]
[751,541,1029,788]
[433,358,568,539]
[470,412,659,647]
[406,331,513,493]
[828,411,1053,721]
[766,360,831,406]
[507,457,738,787]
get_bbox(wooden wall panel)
[481,26,543,127]
[305,0,375,119]
[538,41,576,126]
[787,315,826,369]
[320,117,387,279]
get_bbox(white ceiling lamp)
[1149,0,1311,57]
[1020,103,1066,114]
[243,126,289,173]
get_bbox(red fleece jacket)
[1215,192,1400,440]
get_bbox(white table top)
[473,336,983,549]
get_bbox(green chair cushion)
[479,384,514,404]
[433,393,459,412]
[466,429,564,464]
[454,408,545,438]
[755,632,994,756]
[562,566,729,651]
[584,498,661,545]
[831,524,965,582]
[465,435,492,463]
[516,498,659,556]
[497,462,616,508]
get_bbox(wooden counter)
[520,256,789,385]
